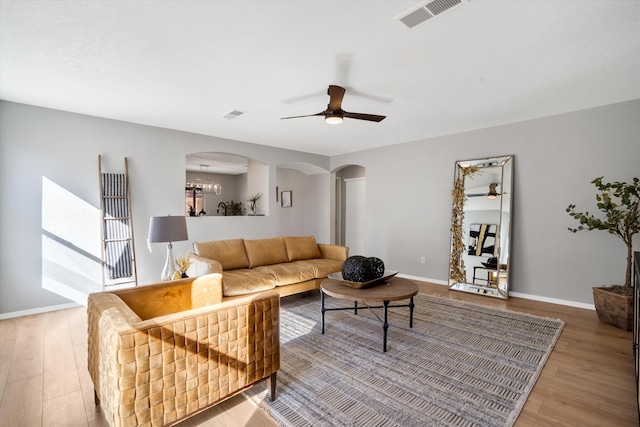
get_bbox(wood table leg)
[268,372,277,402]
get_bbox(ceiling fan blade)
[280,112,324,120]
[328,85,346,111]
[343,111,386,122]
[467,193,488,197]
[281,90,325,104]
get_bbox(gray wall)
[276,168,330,239]
[0,101,330,316]
[332,99,640,305]
[1,99,639,316]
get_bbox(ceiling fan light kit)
[467,182,501,199]
[325,115,343,125]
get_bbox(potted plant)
[566,176,639,330]
[248,192,262,215]
[226,200,244,216]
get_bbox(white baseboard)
[0,278,596,319]
[398,273,448,286]
[0,302,83,320]
[508,292,595,310]
[398,274,595,310]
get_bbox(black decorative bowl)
[327,270,399,289]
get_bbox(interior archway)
[185,152,268,216]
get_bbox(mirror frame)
[448,155,514,299]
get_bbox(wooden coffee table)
[320,276,419,352]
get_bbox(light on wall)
[148,215,189,281]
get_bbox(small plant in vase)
[567,176,639,330]
[248,193,262,215]
[175,252,193,279]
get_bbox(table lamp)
[148,215,189,281]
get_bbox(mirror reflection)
[449,155,513,299]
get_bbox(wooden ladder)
[98,155,138,289]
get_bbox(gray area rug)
[245,293,564,427]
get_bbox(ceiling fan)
[281,85,386,124]
[468,183,501,199]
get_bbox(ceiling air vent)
[399,7,433,29]
[396,0,467,29]
[222,110,245,120]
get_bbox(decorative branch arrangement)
[175,252,193,278]
[449,164,480,284]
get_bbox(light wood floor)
[0,281,637,427]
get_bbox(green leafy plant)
[566,176,640,289]
[226,200,244,216]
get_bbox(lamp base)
[161,242,176,281]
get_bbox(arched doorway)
[334,165,366,256]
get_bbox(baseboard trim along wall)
[0,302,82,320]
[399,274,596,311]
[0,276,595,319]
[508,291,595,310]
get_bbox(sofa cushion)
[318,243,349,261]
[221,269,277,296]
[113,281,192,320]
[254,263,316,286]
[290,259,344,279]
[244,237,289,268]
[283,236,322,261]
[193,239,249,270]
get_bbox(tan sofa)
[190,236,348,299]
[87,274,280,427]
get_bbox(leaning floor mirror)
[448,155,513,299]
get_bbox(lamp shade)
[148,215,188,243]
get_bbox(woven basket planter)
[592,287,633,331]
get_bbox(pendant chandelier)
[186,165,222,195]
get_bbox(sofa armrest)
[190,253,224,275]
[88,290,280,426]
[318,243,349,261]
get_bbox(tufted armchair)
[87,273,280,426]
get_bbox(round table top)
[321,276,419,303]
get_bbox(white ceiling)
[185,152,248,174]
[1,0,639,157]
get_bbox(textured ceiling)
[1,0,639,156]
